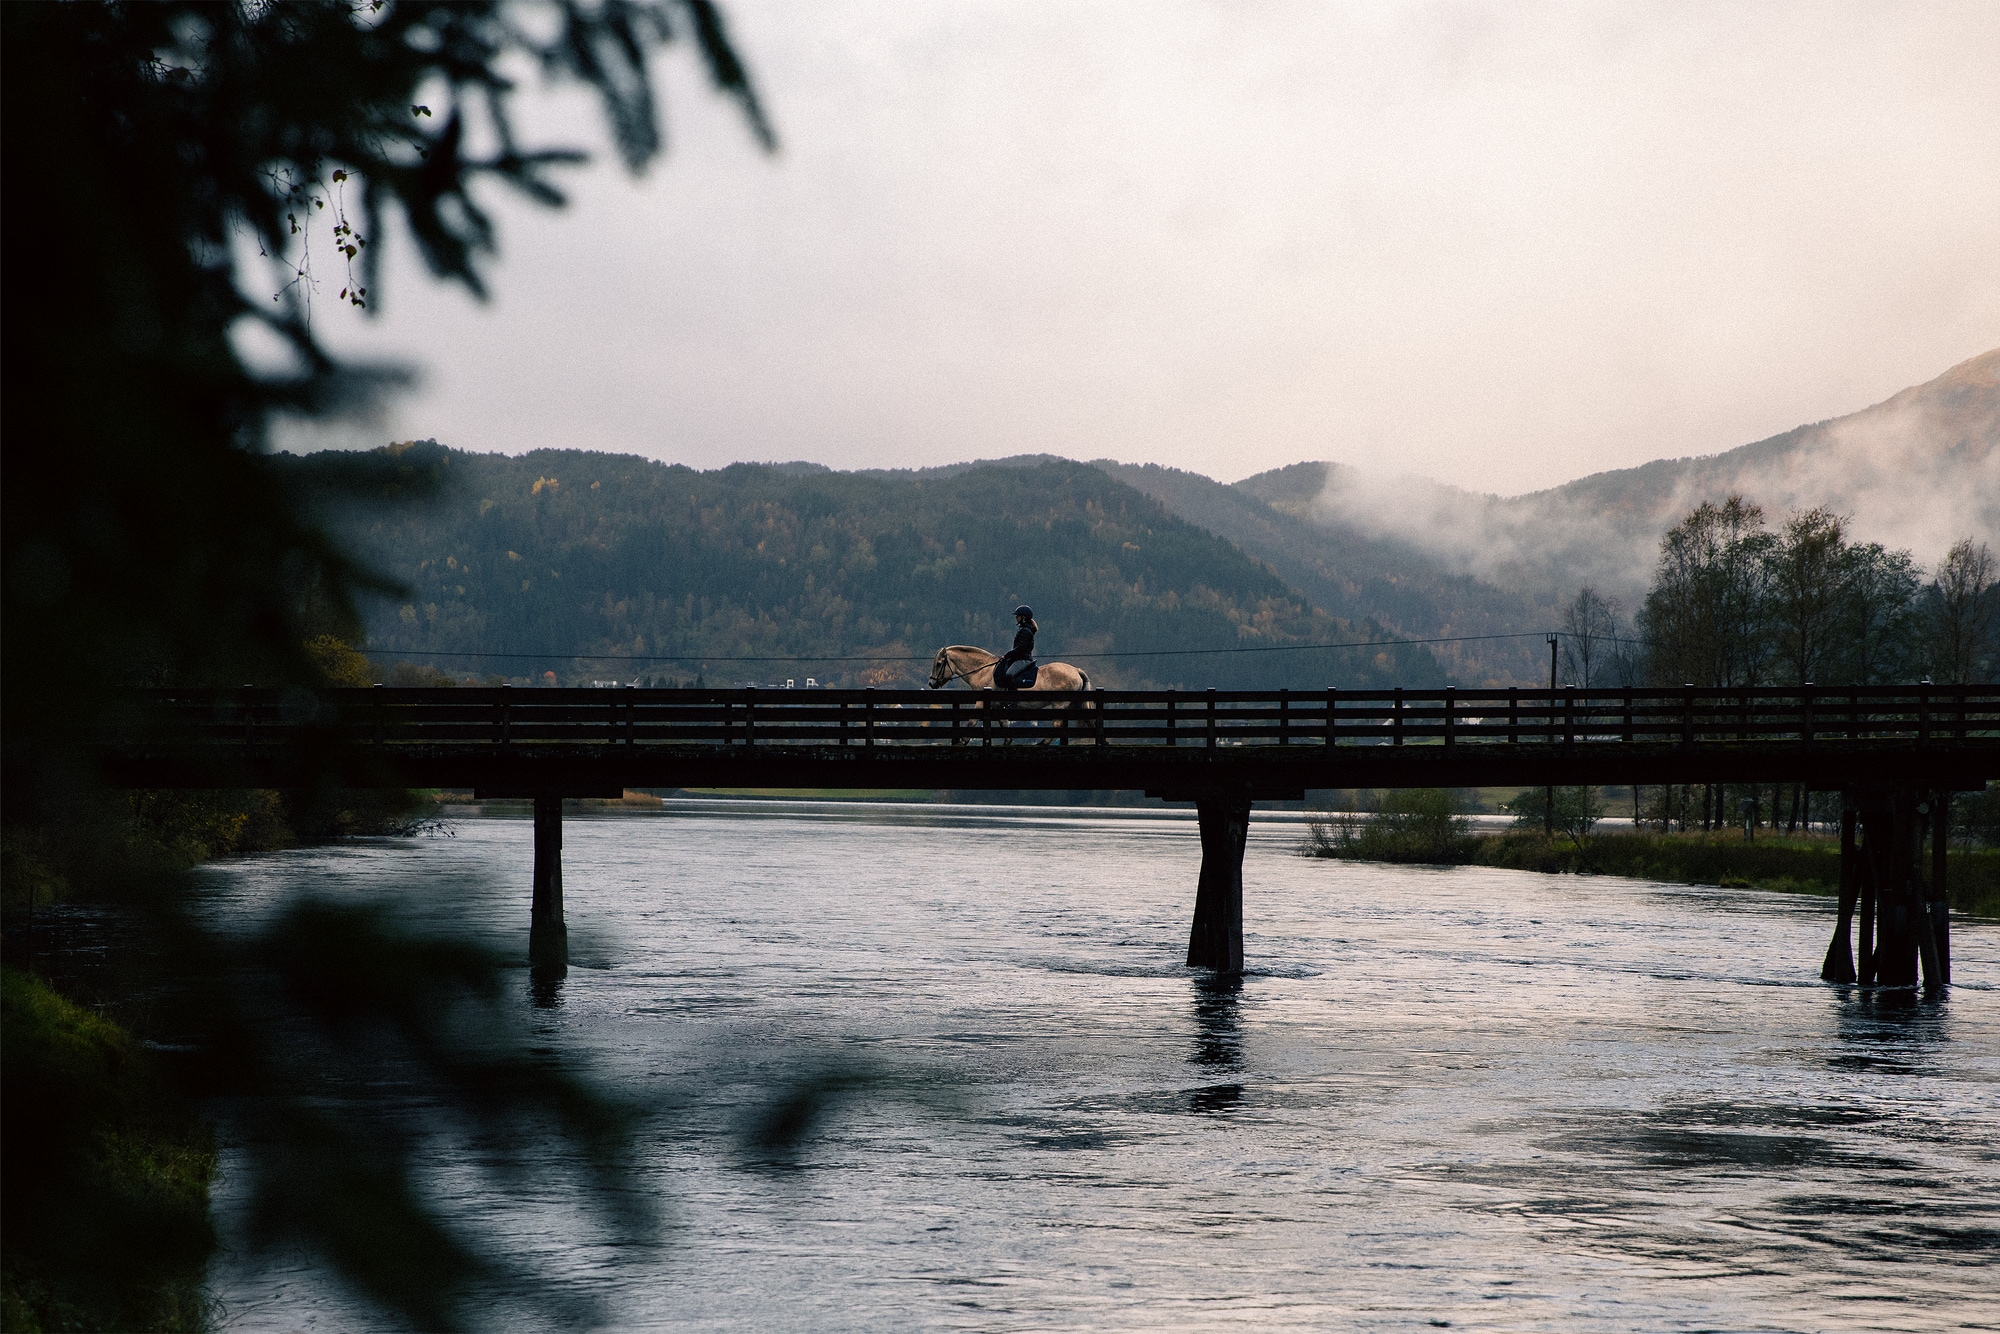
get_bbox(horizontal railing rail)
[122,684,2000,754]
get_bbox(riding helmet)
[1013,605,1033,618]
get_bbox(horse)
[926,645,1092,743]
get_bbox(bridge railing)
[132,684,2000,752]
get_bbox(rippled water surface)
[198,803,1999,1331]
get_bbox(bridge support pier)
[1186,793,1250,973]
[531,792,568,976]
[1821,809,1859,983]
[1828,787,1946,993]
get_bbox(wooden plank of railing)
[1324,687,1336,749]
[1393,688,1404,746]
[1206,688,1217,749]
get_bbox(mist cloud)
[1307,350,2000,603]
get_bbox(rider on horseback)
[995,605,1037,689]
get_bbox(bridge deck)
[107,684,2000,794]
[99,684,1995,984]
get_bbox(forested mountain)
[296,445,1445,690]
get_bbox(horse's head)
[926,648,952,689]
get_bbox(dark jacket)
[999,624,1035,665]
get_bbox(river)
[195,801,1998,1331]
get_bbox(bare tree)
[1559,586,1621,686]
[1924,538,1997,682]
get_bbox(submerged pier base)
[1186,793,1251,972]
[530,792,568,976]
[1824,786,1950,993]
[1151,785,1298,973]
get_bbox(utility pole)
[1546,634,1558,838]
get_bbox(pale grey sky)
[280,0,2000,493]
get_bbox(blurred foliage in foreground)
[1,0,770,1326]
[1,969,217,1332]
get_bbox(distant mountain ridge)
[1241,348,2000,609]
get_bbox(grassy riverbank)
[1305,816,2000,917]
[1475,832,2000,915]
[1,968,217,1331]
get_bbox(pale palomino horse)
[926,645,1092,743]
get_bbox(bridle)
[929,649,997,689]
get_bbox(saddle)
[996,658,1038,690]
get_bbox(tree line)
[1546,498,1996,839]
[1554,498,1995,689]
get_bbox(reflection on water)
[1189,971,1243,1073]
[190,802,1999,1332]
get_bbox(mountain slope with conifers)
[296,445,1446,690]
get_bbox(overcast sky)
[280,0,2000,493]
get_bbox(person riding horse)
[995,605,1037,689]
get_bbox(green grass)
[1,968,217,1332]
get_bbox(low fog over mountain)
[1244,348,1999,610]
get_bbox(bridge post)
[531,792,568,975]
[1851,787,1927,989]
[1186,792,1250,972]
[1821,806,1858,983]
[1931,790,1951,985]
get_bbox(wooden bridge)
[108,683,2000,990]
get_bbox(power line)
[369,629,1570,666]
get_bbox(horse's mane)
[943,645,998,660]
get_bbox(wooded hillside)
[295,444,1445,690]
